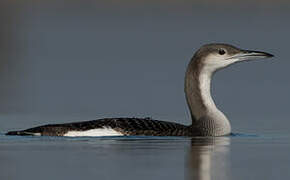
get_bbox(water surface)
[1,133,289,180]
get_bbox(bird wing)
[6,118,191,136]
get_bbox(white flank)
[63,127,124,137]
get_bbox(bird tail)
[6,130,37,136]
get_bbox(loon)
[6,43,274,137]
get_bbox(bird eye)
[218,49,226,55]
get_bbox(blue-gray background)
[1,1,290,180]
[0,0,288,133]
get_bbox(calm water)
[1,0,290,180]
[1,133,290,180]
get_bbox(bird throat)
[185,57,220,123]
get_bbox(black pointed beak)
[241,50,274,58]
[227,49,274,61]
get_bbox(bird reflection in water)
[186,137,231,180]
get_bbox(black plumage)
[6,118,195,136]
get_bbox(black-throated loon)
[6,43,274,137]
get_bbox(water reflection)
[186,137,230,180]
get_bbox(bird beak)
[227,50,274,61]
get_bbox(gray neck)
[185,57,231,136]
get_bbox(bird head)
[193,43,274,72]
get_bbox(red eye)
[219,49,226,55]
